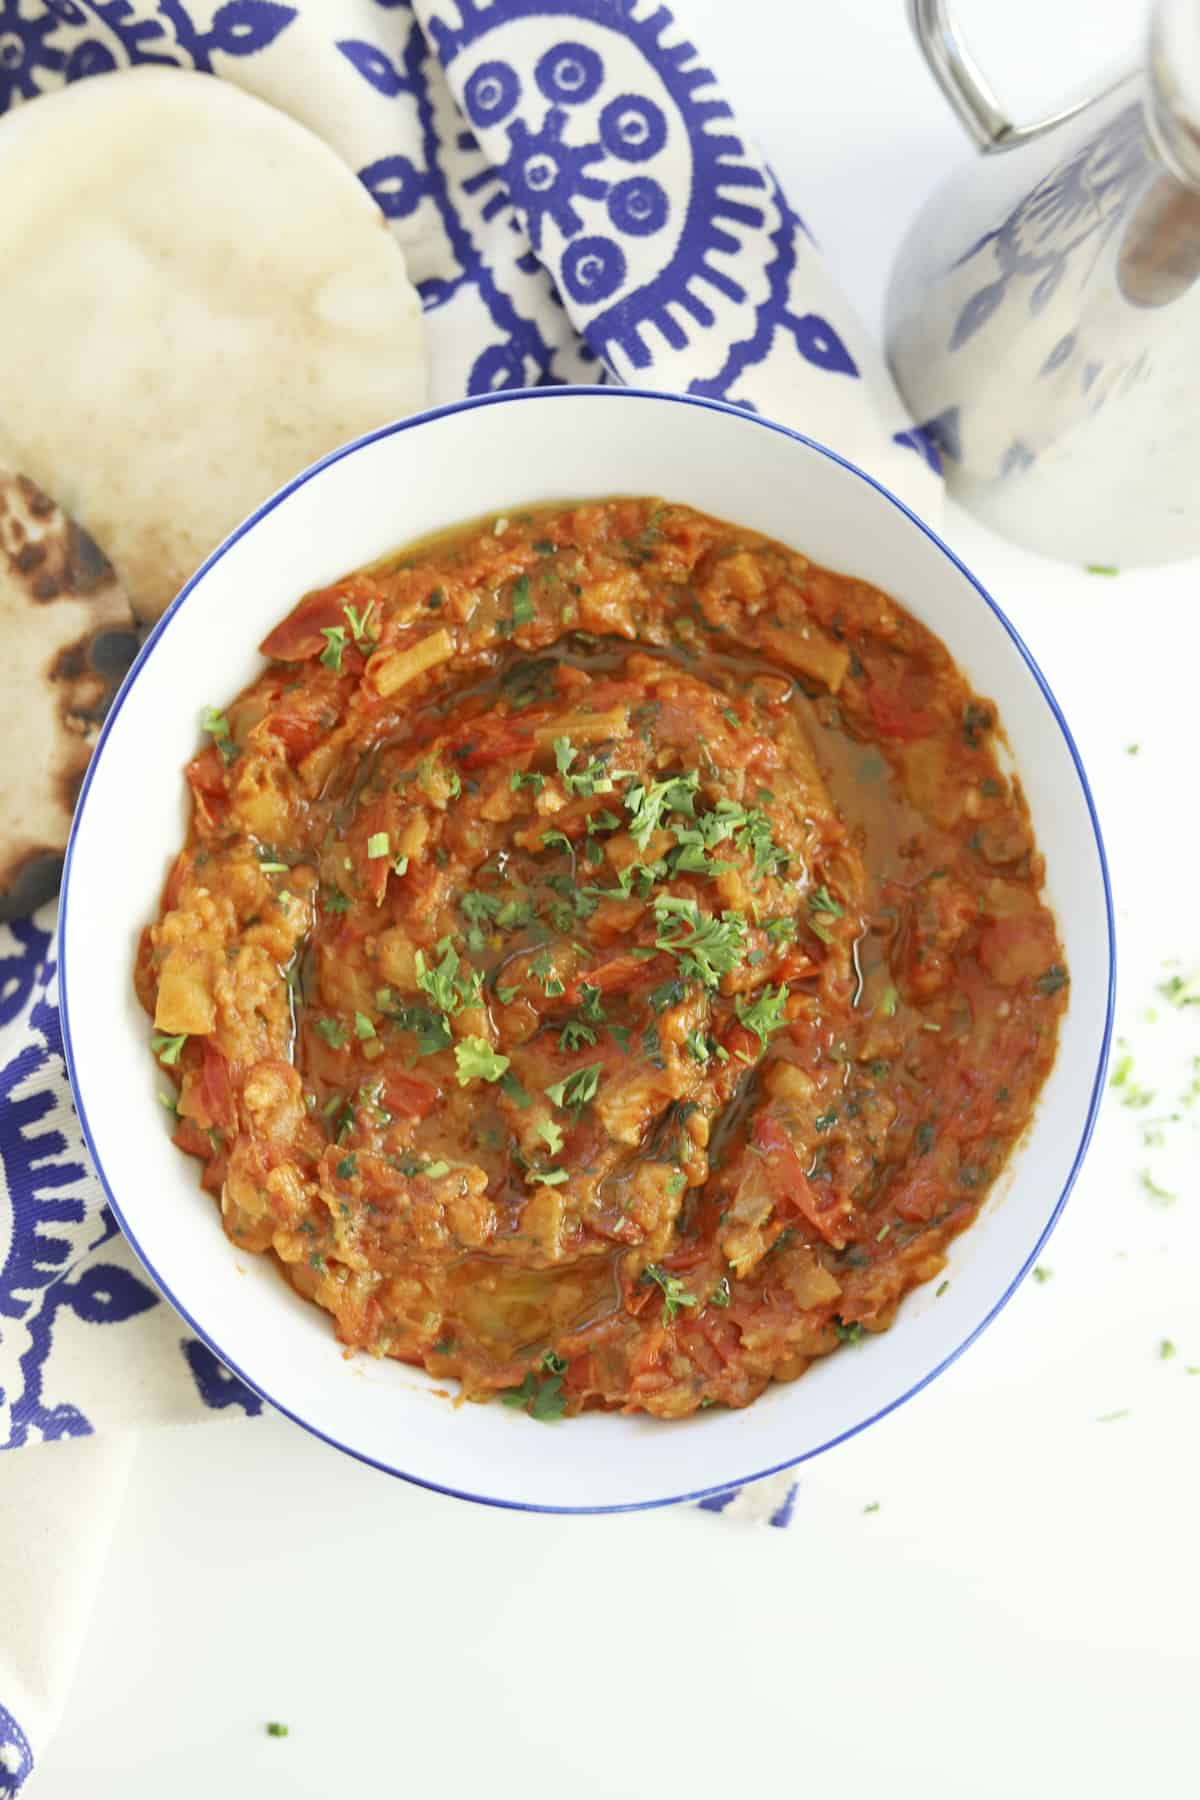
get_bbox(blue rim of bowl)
[59,385,1117,1515]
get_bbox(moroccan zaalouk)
[137,499,1067,1420]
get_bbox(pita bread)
[0,68,428,623]
[0,472,138,919]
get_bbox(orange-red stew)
[137,499,1067,1420]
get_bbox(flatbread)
[0,68,428,623]
[0,471,138,919]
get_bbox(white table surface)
[34,1,1200,1794]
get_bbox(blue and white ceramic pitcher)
[886,0,1200,567]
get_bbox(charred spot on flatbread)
[0,470,136,918]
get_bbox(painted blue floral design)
[948,102,1146,352]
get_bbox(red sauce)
[137,499,1067,1419]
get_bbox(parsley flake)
[511,575,534,627]
[342,599,376,646]
[624,770,700,848]
[654,896,747,989]
[502,1349,569,1421]
[319,625,347,672]
[735,984,789,1051]
[642,1263,698,1324]
[454,1038,510,1086]
[200,704,237,765]
[537,1119,565,1156]
[545,1063,602,1110]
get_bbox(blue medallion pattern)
[0,1704,33,1795]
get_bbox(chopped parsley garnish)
[511,575,534,627]
[654,896,747,989]
[1160,1338,1177,1360]
[1035,964,1069,996]
[537,1118,565,1156]
[495,895,536,933]
[499,1069,533,1108]
[643,1262,698,1324]
[709,1276,731,1309]
[764,916,797,946]
[878,985,899,1017]
[461,890,502,950]
[1032,1264,1052,1284]
[510,769,546,795]
[151,1032,187,1066]
[366,832,390,860]
[685,1028,711,1066]
[546,1063,603,1110]
[416,938,481,1015]
[962,702,992,747]
[353,1012,375,1040]
[336,1154,357,1180]
[624,770,699,848]
[529,949,564,997]
[527,1166,569,1186]
[650,978,687,1013]
[200,704,237,765]
[834,1317,865,1343]
[738,809,789,880]
[393,1152,448,1178]
[735,984,789,1051]
[385,999,452,1056]
[314,1017,349,1049]
[553,737,621,798]
[807,885,844,943]
[453,1038,510,1086]
[559,1018,598,1052]
[502,1348,569,1421]
[342,599,376,646]
[1159,970,1200,1008]
[319,625,347,671]
[321,885,351,914]
[579,984,606,1023]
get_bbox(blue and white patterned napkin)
[0,2,938,1787]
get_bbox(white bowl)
[60,389,1115,1512]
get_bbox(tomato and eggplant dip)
[137,499,1067,1420]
